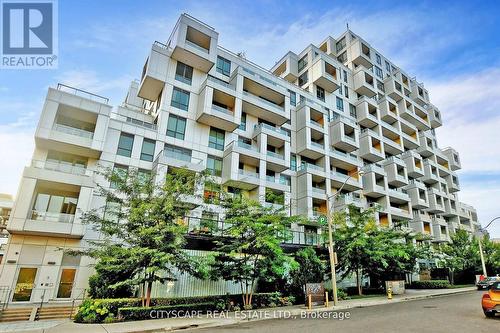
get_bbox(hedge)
[408,280,451,289]
[118,303,214,321]
[74,292,295,323]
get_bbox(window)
[137,169,151,185]
[316,86,325,102]
[216,56,231,76]
[337,51,347,63]
[111,164,128,189]
[290,154,297,171]
[171,87,190,111]
[376,54,381,65]
[165,144,192,162]
[239,112,247,131]
[336,37,346,53]
[206,155,223,177]
[140,138,155,162]
[117,132,134,157]
[298,55,308,72]
[289,90,296,106]
[344,86,349,98]
[343,69,348,83]
[166,114,186,139]
[336,97,344,112]
[375,66,383,79]
[175,61,193,85]
[208,127,225,150]
[349,103,357,118]
[377,80,385,92]
[385,61,391,72]
[298,72,308,86]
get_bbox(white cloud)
[459,181,500,237]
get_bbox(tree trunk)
[145,281,152,307]
[356,269,362,296]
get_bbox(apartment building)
[0,194,13,263]
[0,13,481,305]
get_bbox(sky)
[1,0,500,236]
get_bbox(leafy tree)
[289,247,325,299]
[209,195,295,308]
[441,229,480,283]
[332,205,430,295]
[480,234,500,274]
[74,167,207,306]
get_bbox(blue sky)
[1,0,500,235]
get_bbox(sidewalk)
[0,287,476,333]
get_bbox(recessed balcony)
[329,149,361,170]
[222,156,261,191]
[168,14,218,72]
[197,80,240,132]
[153,146,205,173]
[138,42,169,101]
[330,168,362,192]
[355,96,379,127]
[26,157,94,188]
[350,40,373,69]
[405,180,429,209]
[329,114,359,152]
[422,160,440,184]
[296,127,325,159]
[382,156,408,187]
[353,66,376,97]
[446,174,460,193]
[427,189,445,213]
[401,151,424,178]
[442,147,461,171]
[271,52,299,83]
[384,76,404,102]
[410,81,429,106]
[252,123,290,147]
[417,131,435,157]
[379,97,399,122]
[359,130,384,162]
[265,150,288,173]
[427,104,443,129]
[311,56,340,93]
[362,171,386,198]
[399,117,419,149]
[412,104,431,130]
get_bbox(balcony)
[382,157,408,187]
[446,174,460,193]
[26,160,94,188]
[379,97,399,122]
[241,70,288,125]
[297,163,326,178]
[399,117,419,149]
[265,176,291,193]
[384,76,404,102]
[224,139,261,161]
[412,104,431,130]
[311,56,340,92]
[330,170,362,191]
[223,168,260,191]
[389,204,412,220]
[410,81,429,106]
[197,79,240,132]
[138,41,169,101]
[153,148,205,173]
[271,51,299,83]
[442,147,461,171]
[253,123,290,147]
[35,86,111,159]
[362,170,386,198]
[353,66,376,97]
[266,150,288,173]
[401,151,424,178]
[417,131,435,158]
[398,98,419,126]
[356,96,379,127]
[422,161,440,184]
[427,189,445,213]
[387,188,410,203]
[329,149,361,170]
[350,40,373,69]
[168,14,218,72]
[427,104,442,129]
[359,130,384,162]
[329,114,359,152]
[405,180,429,209]
[335,193,366,209]
[296,127,325,160]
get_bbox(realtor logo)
[1,0,58,69]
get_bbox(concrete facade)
[0,13,481,305]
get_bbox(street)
[186,291,499,333]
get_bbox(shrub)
[325,288,349,301]
[75,299,111,323]
[118,303,214,321]
[408,280,451,289]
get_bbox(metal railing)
[162,149,203,165]
[242,91,285,112]
[126,117,157,130]
[207,75,235,90]
[53,123,94,139]
[255,123,290,137]
[57,83,109,104]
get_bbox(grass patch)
[449,284,475,289]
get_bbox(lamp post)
[325,168,365,306]
[477,216,500,277]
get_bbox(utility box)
[385,280,405,295]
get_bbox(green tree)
[75,167,206,306]
[332,205,430,295]
[441,229,480,283]
[290,247,325,299]
[481,234,500,274]
[209,195,295,308]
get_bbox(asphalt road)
[186,291,499,333]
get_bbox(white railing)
[310,141,324,149]
[163,150,203,165]
[185,39,209,53]
[31,210,75,224]
[267,151,285,160]
[212,104,234,116]
[238,169,259,179]
[53,124,94,139]
[255,123,290,137]
[31,160,92,176]
[237,140,259,152]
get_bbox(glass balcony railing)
[238,169,259,179]
[31,160,92,176]
[53,124,94,139]
[310,141,324,149]
[212,104,234,116]
[31,210,75,224]
[267,151,285,160]
[255,123,290,137]
[237,140,259,152]
[207,75,235,90]
[242,91,285,113]
[185,39,209,53]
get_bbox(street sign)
[317,215,327,224]
[305,283,325,306]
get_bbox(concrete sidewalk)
[0,287,476,333]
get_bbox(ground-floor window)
[57,268,77,298]
[13,267,37,302]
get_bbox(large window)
[208,127,225,150]
[298,72,308,86]
[166,114,186,139]
[316,86,325,102]
[336,97,344,112]
[165,144,192,162]
[216,56,231,76]
[376,53,381,65]
[32,192,78,223]
[117,132,134,157]
[239,112,247,131]
[140,138,155,162]
[111,164,128,189]
[171,87,190,111]
[289,90,296,106]
[336,37,346,53]
[298,55,308,72]
[375,66,383,79]
[175,61,193,85]
[206,155,223,177]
